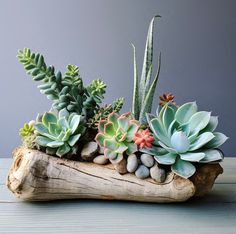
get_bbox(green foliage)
[141,102,228,178]
[95,112,140,164]
[17,48,123,121]
[88,97,124,128]
[19,122,35,137]
[35,109,86,157]
[132,16,161,124]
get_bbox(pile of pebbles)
[80,141,166,183]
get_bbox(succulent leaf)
[175,102,197,125]
[154,153,177,165]
[204,132,228,149]
[200,149,223,163]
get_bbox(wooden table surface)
[0,158,236,234]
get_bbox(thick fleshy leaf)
[171,158,196,178]
[200,149,223,163]
[62,129,72,141]
[117,116,129,131]
[126,143,137,154]
[104,139,119,151]
[126,123,139,141]
[187,111,211,134]
[109,153,123,164]
[201,116,218,133]
[175,102,197,125]
[69,115,81,134]
[42,112,57,127]
[98,120,106,133]
[48,123,58,136]
[35,123,49,135]
[162,104,176,131]
[68,134,81,146]
[104,122,115,136]
[154,152,177,165]
[46,147,57,155]
[204,132,228,149]
[140,146,168,156]
[104,148,118,160]
[59,108,69,119]
[56,143,71,157]
[150,118,169,145]
[96,133,108,147]
[108,112,119,129]
[168,120,179,137]
[189,132,215,151]
[115,143,128,154]
[171,131,190,153]
[47,141,64,148]
[36,136,52,147]
[58,117,69,130]
[158,141,177,154]
[146,113,156,124]
[180,152,205,162]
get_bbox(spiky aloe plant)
[141,102,228,178]
[95,112,140,164]
[35,108,86,157]
[132,15,161,124]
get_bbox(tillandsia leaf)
[171,158,196,179]
[139,52,161,124]
[131,44,139,120]
[139,15,161,107]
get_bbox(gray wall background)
[0,0,235,157]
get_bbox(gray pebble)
[150,163,166,183]
[135,165,150,179]
[81,141,98,161]
[93,155,109,165]
[141,154,154,167]
[127,154,138,173]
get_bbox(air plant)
[95,112,140,164]
[132,15,161,124]
[141,102,228,178]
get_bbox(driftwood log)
[6,147,223,203]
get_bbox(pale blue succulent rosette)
[141,102,228,178]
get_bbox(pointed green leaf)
[56,143,71,157]
[59,108,69,119]
[95,133,107,147]
[154,152,177,165]
[104,122,115,136]
[35,123,49,135]
[171,158,196,178]
[35,136,52,147]
[42,112,57,127]
[47,141,64,148]
[200,116,218,133]
[205,132,228,149]
[180,152,205,162]
[68,134,81,146]
[69,115,81,134]
[189,132,215,151]
[200,149,223,163]
[175,102,198,125]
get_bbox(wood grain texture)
[1,156,236,233]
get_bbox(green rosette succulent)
[142,102,228,178]
[35,109,85,157]
[95,112,140,164]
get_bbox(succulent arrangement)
[18,16,228,184]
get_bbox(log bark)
[6,147,223,203]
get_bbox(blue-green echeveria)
[142,102,228,178]
[35,108,85,157]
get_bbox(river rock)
[140,154,154,167]
[114,158,127,174]
[81,141,98,161]
[93,155,109,165]
[135,165,150,179]
[98,146,105,154]
[126,154,138,173]
[150,163,166,183]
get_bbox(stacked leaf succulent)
[35,109,85,157]
[142,102,228,178]
[96,112,140,164]
[132,15,161,124]
[17,48,122,120]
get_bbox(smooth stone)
[126,154,138,173]
[135,165,150,179]
[140,154,154,167]
[98,146,105,154]
[150,163,166,183]
[114,158,127,174]
[81,141,98,161]
[93,155,109,165]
